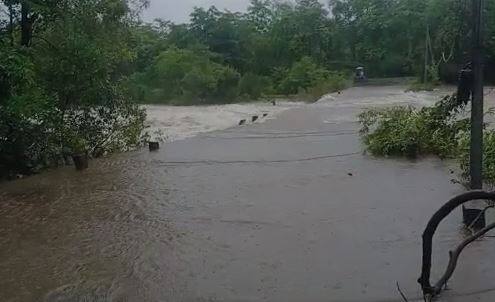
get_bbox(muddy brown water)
[2,86,495,302]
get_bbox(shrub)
[213,65,240,102]
[301,72,348,102]
[358,94,495,186]
[458,131,495,188]
[238,73,270,100]
[359,95,468,158]
[277,56,330,94]
[276,57,348,100]
[182,67,218,102]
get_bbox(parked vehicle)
[354,66,367,83]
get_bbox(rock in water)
[252,116,259,122]
[239,119,246,125]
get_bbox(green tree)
[247,0,273,33]
[278,56,330,94]
[0,0,148,177]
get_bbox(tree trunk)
[423,25,429,83]
[8,3,14,46]
[20,1,35,47]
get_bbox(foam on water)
[144,101,303,141]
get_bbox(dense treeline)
[1,0,495,177]
[129,0,350,104]
[129,0,495,104]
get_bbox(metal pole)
[470,0,484,190]
[423,24,429,83]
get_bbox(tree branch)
[418,191,495,298]
[467,205,494,231]
[396,282,409,302]
[433,222,495,294]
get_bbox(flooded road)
[144,101,302,141]
[2,86,495,302]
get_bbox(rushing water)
[144,101,302,142]
[0,101,303,302]
[2,86,495,302]
[0,151,181,301]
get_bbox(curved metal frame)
[418,190,495,298]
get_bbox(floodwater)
[2,86,495,302]
[144,101,302,142]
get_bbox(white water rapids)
[144,101,304,141]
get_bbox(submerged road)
[1,86,495,302]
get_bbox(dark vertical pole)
[8,3,14,46]
[463,0,485,228]
[470,0,484,190]
[423,24,429,83]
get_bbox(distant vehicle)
[354,67,367,83]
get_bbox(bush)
[213,65,240,102]
[151,47,199,99]
[275,57,348,100]
[300,72,348,102]
[277,56,330,94]
[359,95,468,158]
[358,94,495,186]
[182,67,218,101]
[238,73,271,100]
[458,131,495,188]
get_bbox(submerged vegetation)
[359,96,495,187]
[359,95,468,158]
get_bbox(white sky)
[142,0,250,23]
[142,0,329,23]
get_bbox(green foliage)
[458,131,495,188]
[0,46,59,176]
[359,95,468,158]
[132,47,240,104]
[0,0,146,178]
[238,73,271,100]
[277,57,329,94]
[300,72,348,102]
[358,95,495,185]
[3,0,495,178]
[151,47,201,99]
[276,57,348,101]
[129,0,495,104]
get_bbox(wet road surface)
[2,86,495,301]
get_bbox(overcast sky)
[142,0,328,24]
[141,0,251,23]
